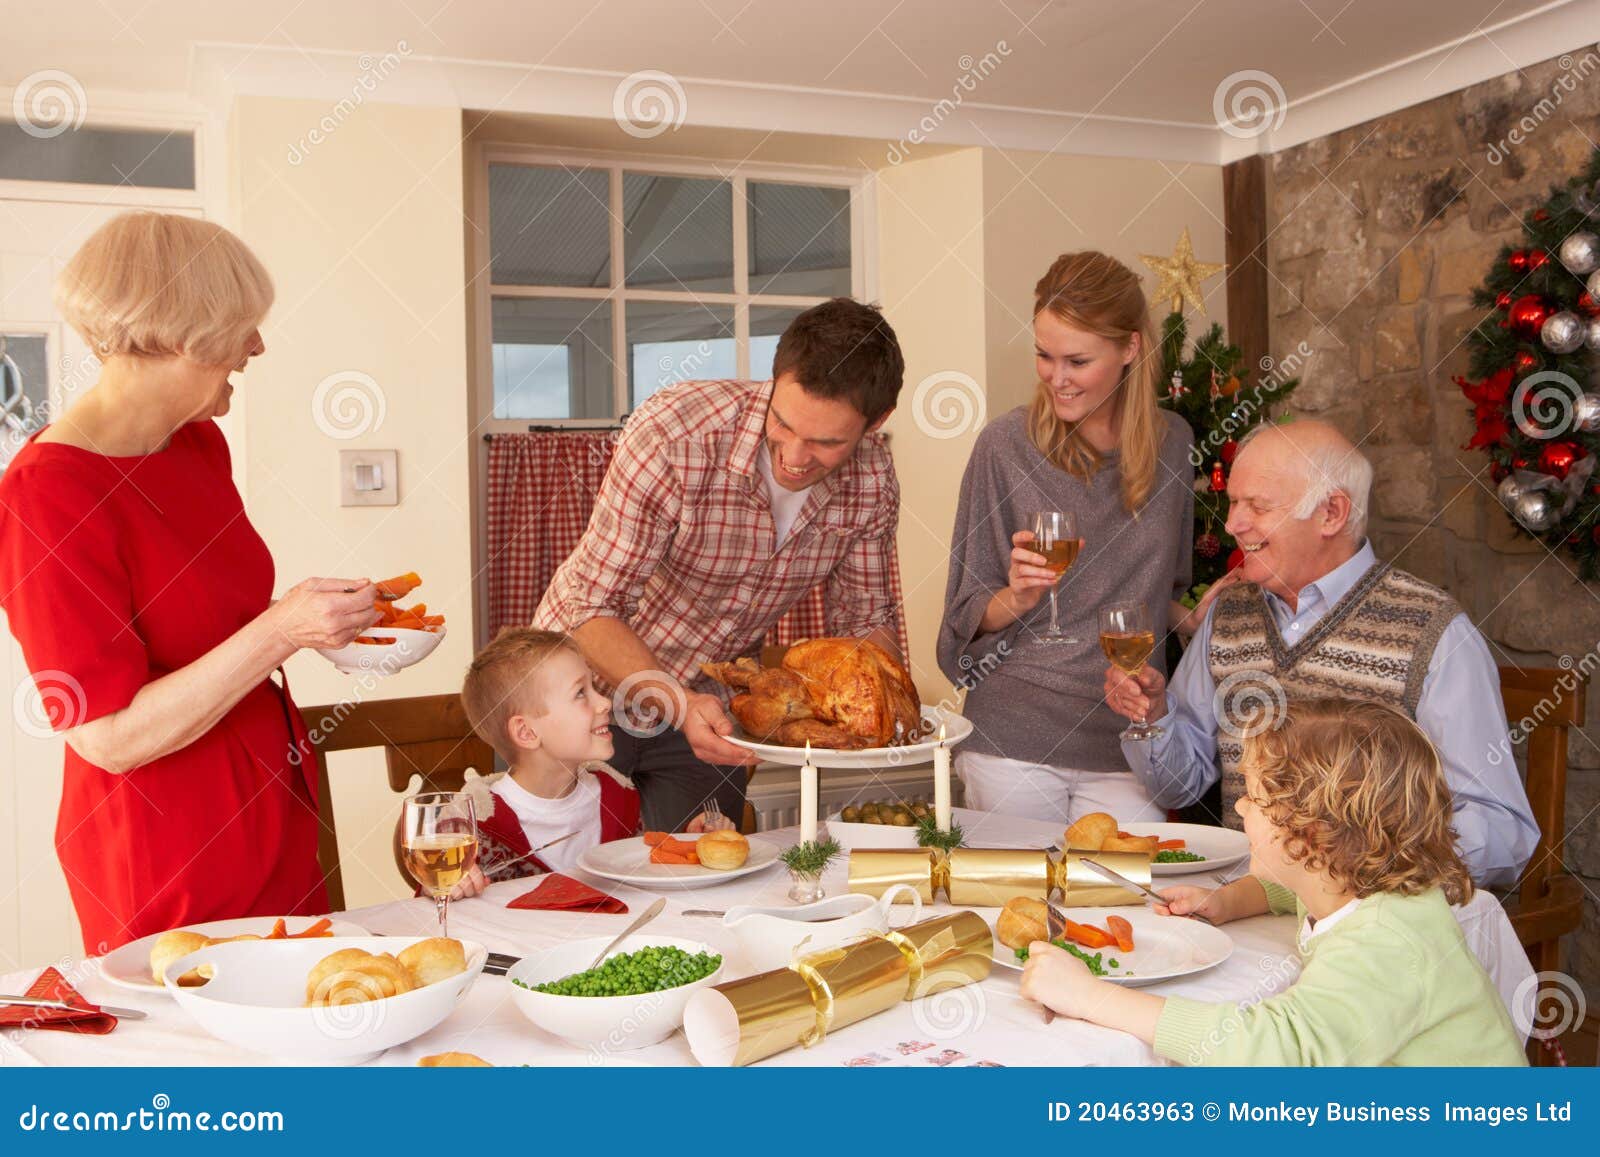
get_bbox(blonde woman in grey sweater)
[938,252,1206,825]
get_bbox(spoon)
[586,897,666,969]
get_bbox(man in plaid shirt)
[536,299,906,830]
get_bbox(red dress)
[0,420,328,954]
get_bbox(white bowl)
[163,935,485,1065]
[825,812,921,851]
[505,934,725,1053]
[317,625,445,676]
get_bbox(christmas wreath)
[1457,146,1600,577]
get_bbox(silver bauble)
[1589,269,1600,300]
[1576,179,1600,219]
[1588,318,1600,355]
[1511,488,1559,532]
[1497,473,1527,507]
[1575,392,1600,433]
[1541,310,1586,354]
[1559,232,1600,275]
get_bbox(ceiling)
[4,0,1594,159]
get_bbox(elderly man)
[1105,419,1538,887]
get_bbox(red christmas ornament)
[1581,292,1600,316]
[1495,291,1513,310]
[1529,249,1551,270]
[1534,209,1550,222]
[1225,547,1245,572]
[1539,441,1580,479]
[1508,295,1554,338]
[1514,349,1541,374]
[1509,250,1530,273]
[1209,461,1226,492]
[1513,456,1529,470]
[1195,532,1221,559]
[1219,439,1239,465]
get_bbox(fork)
[1039,900,1070,1025]
[702,795,727,830]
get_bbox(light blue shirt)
[1124,541,1539,888]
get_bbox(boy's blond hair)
[1239,697,1472,905]
[461,628,587,762]
[56,212,274,366]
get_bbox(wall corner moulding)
[191,0,1600,167]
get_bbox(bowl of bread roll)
[161,936,485,1064]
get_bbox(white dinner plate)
[724,706,973,769]
[990,906,1233,987]
[98,915,368,994]
[1113,822,1252,877]
[576,834,782,891]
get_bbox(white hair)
[1238,422,1372,540]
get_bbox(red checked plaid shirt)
[534,380,901,694]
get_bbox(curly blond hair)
[1239,698,1472,905]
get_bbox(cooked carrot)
[375,572,422,600]
[1105,914,1136,953]
[289,918,333,939]
[643,832,669,846]
[1062,919,1115,950]
[657,836,700,856]
[650,847,694,865]
[265,918,288,940]
[1156,839,1186,851]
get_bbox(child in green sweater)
[1021,697,1527,1065]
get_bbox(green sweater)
[1154,883,1526,1066]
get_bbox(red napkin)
[0,967,118,1034]
[507,873,628,914]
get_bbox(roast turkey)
[701,637,924,749]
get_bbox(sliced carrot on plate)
[1105,914,1136,953]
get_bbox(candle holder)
[780,838,840,905]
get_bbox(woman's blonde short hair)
[55,212,273,366]
[1239,697,1472,905]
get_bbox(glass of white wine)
[402,791,479,937]
[1099,601,1163,741]
[1030,510,1081,644]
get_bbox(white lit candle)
[800,740,819,845]
[933,722,951,831]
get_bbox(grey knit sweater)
[937,406,1195,772]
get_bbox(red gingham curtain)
[485,432,908,654]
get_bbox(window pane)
[622,173,733,292]
[489,164,611,287]
[0,123,195,189]
[1,333,51,470]
[747,182,851,297]
[627,302,736,409]
[749,306,804,381]
[491,298,615,420]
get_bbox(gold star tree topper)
[1139,227,1226,315]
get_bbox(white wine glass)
[1099,602,1163,741]
[402,791,479,937]
[1030,510,1081,645]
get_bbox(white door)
[0,195,201,969]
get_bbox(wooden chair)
[1497,665,1588,1065]
[299,693,759,909]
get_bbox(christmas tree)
[1456,146,1600,578]
[1156,311,1300,607]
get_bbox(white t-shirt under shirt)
[489,772,601,875]
[756,444,813,548]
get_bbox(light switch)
[340,449,398,506]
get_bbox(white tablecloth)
[0,810,1297,1067]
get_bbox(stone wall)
[1264,45,1600,1008]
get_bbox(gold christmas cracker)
[846,847,1150,907]
[682,911,992,1067]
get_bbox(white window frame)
[469,144,874,432]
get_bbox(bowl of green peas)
[505,935,726,1051]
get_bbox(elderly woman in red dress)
[0,212,381,954]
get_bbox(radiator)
[744,762,964,832]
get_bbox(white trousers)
[955,750,1165,827]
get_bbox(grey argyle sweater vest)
[1207,562,1460,827]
